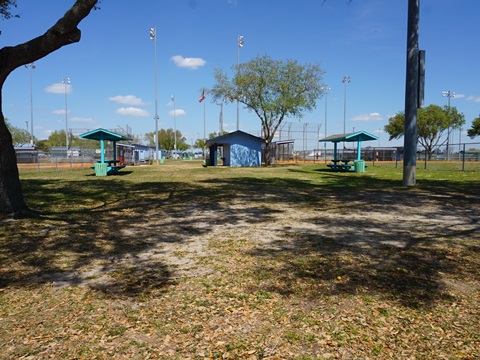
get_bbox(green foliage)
[0,0,19,21]
[384,104,466,157]
[467,115,480,138]
[209,55,325,165]
[5,118,31,145]
[145,128,187,150]
[33,130,97,152]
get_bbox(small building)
[206,130,264,167]
[14,144,38,163]
[132,144,152,165]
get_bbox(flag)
[198,90,206,103]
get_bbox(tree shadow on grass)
[229,174,480,308]
[0,177,286,298]
[2,169,479,304]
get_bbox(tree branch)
[0,0,98,78]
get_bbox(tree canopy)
[0,0,18,21]
[5,118,31,146]
[467,115,480,138]
[209,55,325,165]
[384,104,465,158]
[145,129,188,151]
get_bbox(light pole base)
[402,165,416,186]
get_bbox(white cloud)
[466,95,480,103]
[109,95,146,106]
[351,112,383,121]
[171,55,206,70]
[453,93,465,99]
[168,109,186,117]
[115,107,150,117]
[45,83,72,94]
[52,109,67,115]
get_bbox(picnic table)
[326,159,354,171]
[319,131,378,173]
[92,160,125,175]
[97,159,121,166]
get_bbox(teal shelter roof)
[79,128,132,142]
[319,131,378,143]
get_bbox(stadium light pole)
[217,100,224,133]
[150,27,160,164]
[237,35,244,131]
[442,90,455,160]
[62,76,70,156]
[25,62,35,145]
[321,86,330,161]
[342,76,350,155]
[171,95,177,153]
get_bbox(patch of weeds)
[129,340,147,348]
[108,326,127,336]
[290,309,310,323]
[284,330,302,342]
[194,298,214,307]
[225,338,249,353]
[371,344,383,356]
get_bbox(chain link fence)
[273,141,480,172]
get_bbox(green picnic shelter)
[79,128,132,176]
[319,131,378,171]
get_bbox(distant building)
[14,144,38,163]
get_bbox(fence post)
[462,143,465,172]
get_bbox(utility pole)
[403,0,420,186]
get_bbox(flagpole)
[150,27,159,164]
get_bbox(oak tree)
[209,55,325,165]
[0,0,99,218]
[384,104,465,159]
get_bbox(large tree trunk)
[0,108,28,217]
[0,0,98,218]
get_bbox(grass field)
[1,161,479,359]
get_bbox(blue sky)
[2,0,479,148]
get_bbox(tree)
[192,131,229,150]
[0,0,19,21]
[0,0,99,218]
[209,55,325,165]
[384,104,465,159]
[467,115,480,138]
[145,129,187,151]
[5,118,31,146]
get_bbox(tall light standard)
[62,76,70,155]
[342,76,350,155]
[25,62,35,145]
[150,27,160,164]
[171,95,177,153]
[321,86,330,161]
[442,90,455,160]
[237,35,244,130]
[217,100,224,133]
